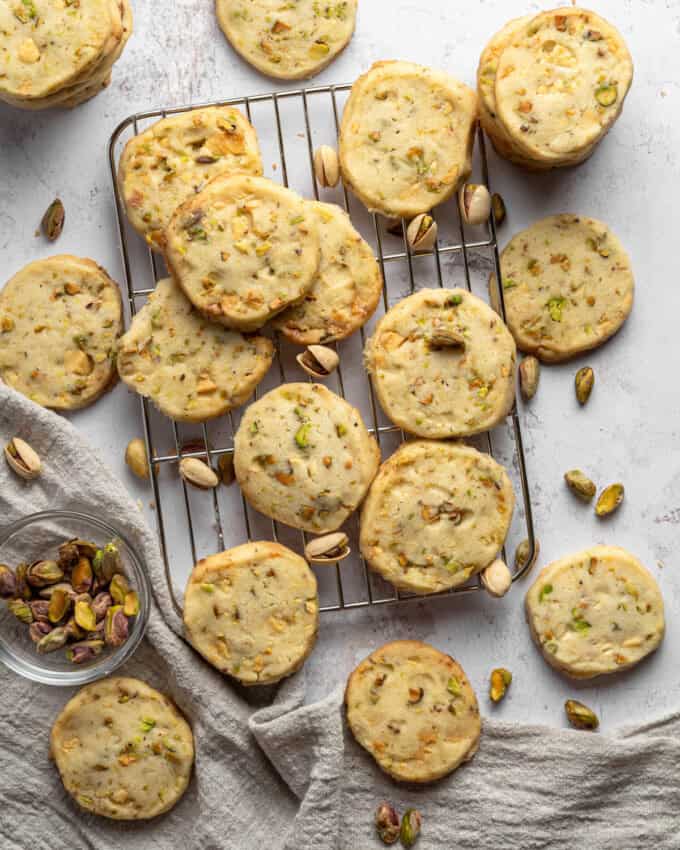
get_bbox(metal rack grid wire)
[108,83,536,617]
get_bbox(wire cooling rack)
[108,83,536,617]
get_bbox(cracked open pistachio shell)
[481,559,512,598]
[0,565,17,600]
[313,144,340,188]
[492,192,507,226]
[489,668,512,703]
[575,367,594,405]
[564,469,596,502]
[519,356,540,401]
[217,453,235,486]
[514,538,539,573]
[26,560,63,587]
[565,699,599,730]
[375,803,400,845]
[595,483,624,517]
[67,639,105,664]
[179,457,219,489]
[459,183,492,226]
[125,437,150,479]
[296,344,339,379]
[37,626,68,654]
[400,809,422,848]
[304,532,350,563]
[406,213,437,253]
[4,437,41,480]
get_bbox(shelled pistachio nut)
[29,599,50,622]
[4,437,41,480]
[595,483,624,517]
[41,198,65,241]
[105,605,129,647]
[296,344,339,379]
[313,145,340,188]
[514,538,540,574]
[459,183,491,226]
[74,599,97,632]
[26,560,63,588]
[8,599,33,624]
[217,453,236,486]
[491,192,507,227]
[124,590,140,617]
[66,639,106,664]
[179,457,219,489]
[400,809,422,848]
[38,581,75,600]
[125,437,150,479]
[29,621,52,643]
[481,559,512,598]
[564,469,596,502]
[575,366,594,406]
[71,556,93,594]
[48,588,72,624]
[14,563,32,600]
[304,532,350,564]
[375,803,400,845]
[406,213,437,253]
[385,218,405,237]
[519,356,540,401]
[428,327,465,350]
[37,626,68,654]
[489,668,512,703]
[92,591,113,621]
[0,565,17,599]
[565,699,599,730]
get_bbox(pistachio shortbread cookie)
[345,640,481,783]
[490,214,634,362]
[365,288,516,439]
[117,277,273,422]
[525,546,664,679]
[164,175,320,332]
[118,106,262,250]
[50,677,194,820]
[183,541,319,685]
[0,0,115,100]
[494,8,633,164]
[272,201,383,345]
[215,0,357,80]
[0,255,123,410]
[234,382,380,533]
[339,61,478,218]
[360,441,514,595]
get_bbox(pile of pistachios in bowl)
[0,537,139,664]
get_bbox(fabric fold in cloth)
[1,382,679,850]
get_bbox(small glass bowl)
[0,510,150,686]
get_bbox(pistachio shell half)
[304,532,350,564]
[125,438,150,480]
[514,538,540,574]
[313,145,340,188]
[491,192,507,226]
[296,344,339,379]
[480,559,512,597]
[4,437,41,480]
[179,457,219,489]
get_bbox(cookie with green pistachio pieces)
[117,277,274,422]
[234,382,380,533]
[339,60,478,218]
[525,546,664,679]
[345,640,481,783]
[183,541,319,685]
[118,105,262,251]
[490,214,634,362]
[0,255,123,410]
[364,288,516,439]
[494,8,633,164]
[272,201,383,345]
[360,440,515,595]
[164,175,320,332]
[50,677,194,820]
[215,0,358,81]
[0,0,116,100]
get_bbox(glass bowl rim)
[0,509,151,686]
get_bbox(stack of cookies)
[0,0,132,110]
[477,7,633,169]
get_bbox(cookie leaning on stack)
[478,7,633,170]
[0,0,133,110]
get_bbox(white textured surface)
[1,0,679,732]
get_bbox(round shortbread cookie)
[364,288,516,439]
[345,640,481,783]
[50,677,194,820]
[0,255,123,410]
[183,541,319,685]
[0,0,115,100]
[164,175,320,332]
[118,106,262,251]
[494,8,633,163]
[360,441,515,595]
[490,214,634,362]
[272,201,383,345]
[525,546,665,679]
[117,277,274,422]
[234,382,380,533]
[339,61,478,218]
[215,0,357,80]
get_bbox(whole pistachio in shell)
[459,183,492,226]
[519,356,540,401]
[4,437,41,480]
[406,213,437,253]
[179,457,219,489]
[296,345,339,379]
[304,532,350,564]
